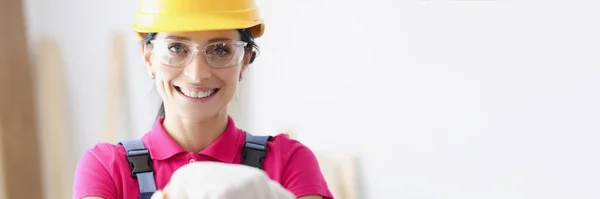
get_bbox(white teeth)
[198,90,214,98]
[181,88,215,98]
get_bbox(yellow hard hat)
[132,0,265,39]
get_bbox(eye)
[208,43,231,56]
[215,47,229,56]
[168,43,188,54]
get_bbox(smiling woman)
[72,0,333,199]
[143,30,254,125]
[143,28,259,122]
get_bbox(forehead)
[156,30,241,43]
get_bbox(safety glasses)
[149,39,249,68]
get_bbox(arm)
[73,144,118,199]
[281,140,334,199]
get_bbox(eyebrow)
[164,36,235,43]
[165,35,192,41]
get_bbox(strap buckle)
[242,142,267,169]
[126,149,153,177]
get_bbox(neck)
[162,112,229,153]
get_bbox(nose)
[183,54,212,83]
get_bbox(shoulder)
[264,134,334,199]
[78,142,127,165]
[254,133,317,173]
[267,133,305,152]
[265,134,319,171]
[266,134,316,163]
[75,142,130,177]
[73,142,129,199]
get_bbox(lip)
[174,85,219,103]
[175,85,218,92]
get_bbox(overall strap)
[119,140,157,199]
[120,132,269,199]
[241,132,271,169]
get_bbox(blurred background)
[1,0,599,198]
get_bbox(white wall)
[22,0,600,198]
[248,0,600,198]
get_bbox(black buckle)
[126,152,153,177]
[242,143,267,169]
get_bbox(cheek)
[155,64,181,80]
[153,64,182,94]
[214,67,242,94]
[220,66,242,85]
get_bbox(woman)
[72,0,333,198]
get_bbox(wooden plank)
[104,32,125,143]
[35,38,71,199]
[0,117,7,199]
[316,155,360,199]
[0,0,44,197]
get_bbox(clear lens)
[151,39,248,68]
[153,40,191,67]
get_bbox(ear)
[146,67,155,79]
[242,51,253,66]
[142,43,152,67]
[142,43,155,78]
[240,51,253,79]
[239,65,247,81]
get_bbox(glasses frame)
[149,38,249,68]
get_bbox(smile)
[174,86,220,100]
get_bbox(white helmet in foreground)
[151,161,296,199]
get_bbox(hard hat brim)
[133,13,265,39]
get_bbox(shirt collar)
[143,116,243,163]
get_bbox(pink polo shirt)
[73,117,333,199]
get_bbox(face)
[143,30,252,122]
